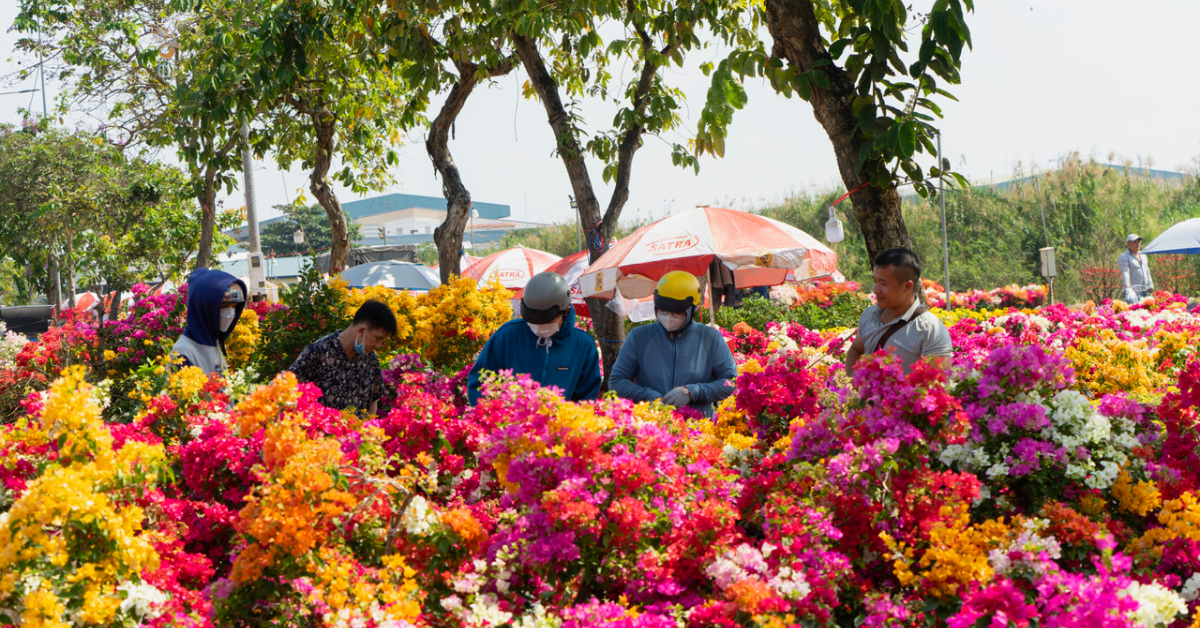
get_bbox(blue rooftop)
[343,193,510,221]
[221,255,313,279]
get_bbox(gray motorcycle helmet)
[521,272,571,324]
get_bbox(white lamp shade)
[293,229,304,244]
[825,207,844,244]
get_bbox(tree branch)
[511,32,602,228]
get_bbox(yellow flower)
[0,368,164,623]
[1112,469,1162,517]
[225,307,261,369]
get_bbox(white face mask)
[528,321,560,339]
[657,311,689,333]
[219,306,237,332]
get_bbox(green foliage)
[249,264,349,379]
[260,203,362,257]
[713,293,869,332]
[0,123,221,303]
[760,154,1200,303]
[698,0,974,195]
[15,0,247,237]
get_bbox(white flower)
[511,603,560,628]
[452,573,482,594]
[1082,413,1112,442]
[704,556,746,589]
[938,444,968,468]
[117,581,170,620]
[767,567,811,600]
[1181,572,1200,602]
[1123,581,1187,628]
[402,495,438,536]
[986,462,1010,479]
[441,595,463,612]
[466,594,513,627]
[733,543,768,574]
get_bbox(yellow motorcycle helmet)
[654,271,702,312]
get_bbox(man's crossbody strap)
[873,306,929,353]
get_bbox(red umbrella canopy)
[544,250,590,307]
[463,246,562,296]
[579,205,837,300]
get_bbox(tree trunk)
[513,34,625,385]
[429,58,516,283]
[763,0,912,265]
[309,112,350,273]
[194,165,219,270]
[107,280,126,322]
[47,254,60,315]
[65,236,75,309]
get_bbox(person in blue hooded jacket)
[467,272,601,404]
[610,270,737,417]
[171,268,248,376]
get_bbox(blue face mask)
[354,331,366,355]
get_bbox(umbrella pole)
[708,280,718,327]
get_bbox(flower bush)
[0,283,1196,627]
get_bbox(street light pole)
[938,134,950,309]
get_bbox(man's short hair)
[352,300,398,336]
[873,247,922,284]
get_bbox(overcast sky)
[3,0,1198,228]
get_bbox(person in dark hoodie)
[171,268,248,376]
[610,271,737,417]
[467,272,601,404]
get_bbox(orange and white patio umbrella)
[462,246,562,297]
[579,205,837,301]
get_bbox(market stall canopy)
[338,261,441,291]
[1143,218,1200,255]
[463,246,562,297]
[579,205,837,300]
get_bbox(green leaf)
[897,120,916,159]
[857,102,876,133]
[712,130,725,158]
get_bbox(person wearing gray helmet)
[467,271,602,404]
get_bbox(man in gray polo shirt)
[845,247,953,376]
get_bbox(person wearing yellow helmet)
[610,270,737,417]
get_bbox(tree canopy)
[259,203,362,257]
[0,122,230,308]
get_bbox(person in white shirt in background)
[1118,233,1155,302]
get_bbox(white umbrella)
[339,261,441,291]
[1143,218,1200,255]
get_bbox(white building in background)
[228,192,546,248]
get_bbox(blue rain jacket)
[467,307,602,404]
[609,319,737,417]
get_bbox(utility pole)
[938,134,949,308]
[241,122,267,300]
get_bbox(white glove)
[1123,288,1138,302]
[661,386,690,407]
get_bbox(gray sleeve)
[920,317,954,357]
[609,331,662,402]
[1118,254,1132,289]
[685,334,737,404]
[1142,254,1153,288]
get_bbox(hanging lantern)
[825,206,844,244]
